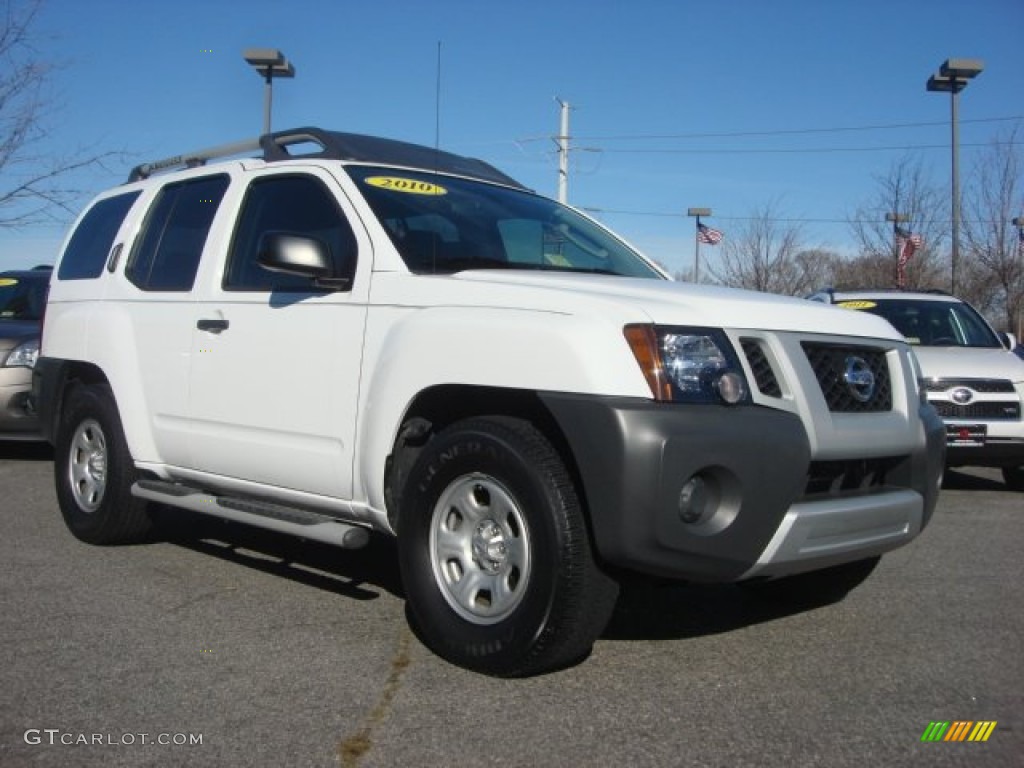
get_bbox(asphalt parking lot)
[0,443,1020,768]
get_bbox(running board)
[132,479,370,549]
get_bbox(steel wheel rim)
[429,473,532,625]
[68,418,108,513]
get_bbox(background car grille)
[932,402,1021,420]
[740,339,782,397]
[802,343,892,412]
[923,378,1015,393]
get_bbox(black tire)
[739,556,881,607]
[54,383,151,544]
[1002,466,1024,492]
[397,416,619,677]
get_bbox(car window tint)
[225,175,357,292]
[57,192,141,280]
[127,175,230,292]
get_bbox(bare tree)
[848,155,948,290]
[709,201,823,296]
[962,127,1024,335]
[0,0,115,227]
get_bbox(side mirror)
[256,232,350,290]
[998,331,1017,351]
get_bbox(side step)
[132,479,370,549]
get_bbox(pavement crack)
[337,625,413,768]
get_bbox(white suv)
[35,128,944,676]
[810,289,1024,490]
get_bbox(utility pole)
[555,98,570,204]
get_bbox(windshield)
[347,166,664,279]
[0,274,48,322]
[837,297,1001,348]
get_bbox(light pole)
[1013,216,1024,339]
[243,48,296,135]
[926,57,983,295]
[687,207,712,283]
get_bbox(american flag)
[697,222,723,245]
[895,226,923,266]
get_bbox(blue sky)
[1,0,1021,275]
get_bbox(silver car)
[0,267,50,441]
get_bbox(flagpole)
[687,207,712,284]
[886,212,909,288]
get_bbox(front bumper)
[541,393,944,582]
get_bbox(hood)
[914,346,1024,383]
[427,271,905,340]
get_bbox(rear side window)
[57,192,141,280]
[127,175,230,292]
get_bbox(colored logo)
[365,176,447,196]
[950,387,974,405]
[921,721,997,742]
[843,355,876,402]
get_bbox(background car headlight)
[3,338,40,369]
[625,325,749,404]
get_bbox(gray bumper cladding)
[540,393,940,582]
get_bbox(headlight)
[3,338,40,369]
[624,325,749,404]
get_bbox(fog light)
[678,475,709,524]
[714,371,747,404]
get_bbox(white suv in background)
[811,289,1024,490]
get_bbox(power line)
[534,115,1023,143]
[588,141,1020,156]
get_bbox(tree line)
[680,131,1023,336]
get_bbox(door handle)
[197,318,229,333]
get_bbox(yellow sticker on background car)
[0,278,18,287]
[836,300,877,309]
[365,176,447,196]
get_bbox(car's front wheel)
[54,383,151,544]
[397,416,618,677]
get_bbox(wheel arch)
[383,384,584,535]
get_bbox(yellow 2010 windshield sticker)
[0,278,18,287]
[365,176,447,196]
[836,300,877,310]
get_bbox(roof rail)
[128,138,261,182]
[126,126,527,189]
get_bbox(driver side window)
[226,175,357,291]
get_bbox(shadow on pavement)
[150,506,405,603]
[603,575,848,642]
[0,441,53,461]
[941,467,1008,492]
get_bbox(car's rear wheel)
[398,416,619,677]
[54,383,151,544]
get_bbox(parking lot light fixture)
[926,58,983,295]
[243,48,296,135]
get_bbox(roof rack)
[127,126,527,189]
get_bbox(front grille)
[804,456,903,497]
[923,378,1014,393]
[740,338,782,397]
[802,343,892,413]
[932,401,1021,420]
